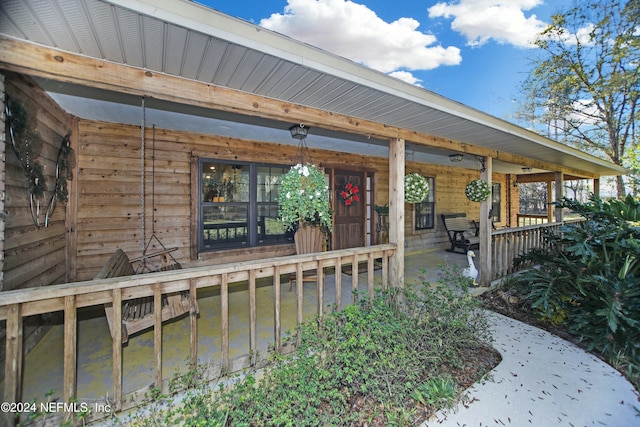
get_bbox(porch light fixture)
[522,167,532,172]
[449,154,463,162]
[290,123,313,165]
[289,123,309,140]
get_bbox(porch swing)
[95,98,197,343]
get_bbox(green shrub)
[514,195,640,384]
[164,268,492,426]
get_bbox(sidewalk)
[427,311,640,426]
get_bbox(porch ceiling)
[0,0,626,177]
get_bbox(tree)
[517,0,639,197]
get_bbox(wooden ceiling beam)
[0,36,597,177]
[0,37,493,158]
[516,172,588,183]
[497,151,599,179]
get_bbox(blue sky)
[196,0,575,121]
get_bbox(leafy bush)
[130,268,493,427]
[514,195,640,383]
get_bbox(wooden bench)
[441,213,480,254]
[95,249,197,343]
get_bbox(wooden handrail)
[490,219,583,280]
[1,244,396,425]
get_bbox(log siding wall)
[3,73,71,291]
[75,120,394,281]
[74,119,510,282]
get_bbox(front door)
[333,170,365,250]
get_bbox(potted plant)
[278,163,332,233]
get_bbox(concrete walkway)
[428,311,640,427]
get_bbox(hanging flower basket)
[339,181,360,206]
[465,179,491,202]
[404,173,429,203]
[278,163,332,231]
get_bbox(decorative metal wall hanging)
[5,95,47,226]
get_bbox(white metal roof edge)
[101,0,626,176]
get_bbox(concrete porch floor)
[20,248,472,406]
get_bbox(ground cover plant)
[481,195,640,390]
[112,266,498,427]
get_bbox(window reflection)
[199,160,292,251]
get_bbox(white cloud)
[388,71,423,86]
[428,0,548,48]
[259,0,461,82]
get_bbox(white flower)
[301,166,310,177]
[286,192,291,199]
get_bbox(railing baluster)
[153,284,162,391]
[63,295,77,403]
[221,273,229,373]
[112,289,123,410]
[382,250,389,290]
[249,269,257,366]
[189,278,198,369]
[367,253,375,301]
[3,303,23,411]
[335,256,343,311]
[296,262,304,341]
[273,265,282,352]
[351,254,358,304]
[317,260,324,319]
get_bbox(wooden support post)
[153,284,162,391]
[111,289,122,410]
[555,171,564,222]
[547,181,554,222]
[189,278,198,369]
[63,296,77,403]
[593,178,600,197]
[0,75,6,291]
[479,157,493,287]
[273,266,282,352]
[4,304,22,404]
[389,138,405,288]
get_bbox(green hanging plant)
[277,163,332,232]
[404,173,429,203]
[465,179,491,202]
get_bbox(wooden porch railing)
[490,220,582,280]
[0,244,396,425]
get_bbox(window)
[491,183,501,222]
[415,176,435,230]
[199,160,292,251]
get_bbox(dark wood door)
[333,170,365,250]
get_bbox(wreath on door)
[339,181,360,206]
